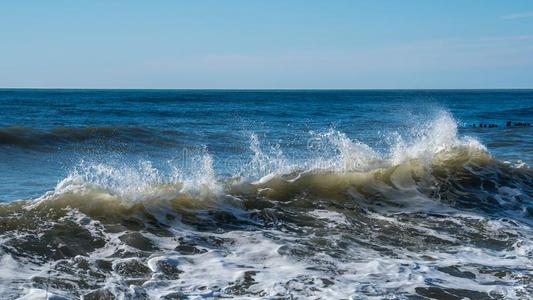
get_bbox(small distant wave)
[0,126,184,149]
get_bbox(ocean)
[0,89,532,299]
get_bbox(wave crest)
[10,111,529,218]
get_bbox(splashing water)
[1,93,532,299]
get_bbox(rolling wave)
[0,126,183,149]
[1,111,532,299]
[3,111,530,219]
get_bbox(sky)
[1,1,533,89]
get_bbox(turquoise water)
[0,90,532,298]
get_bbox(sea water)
[0,89,532,299]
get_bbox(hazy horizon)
[2,88,533,91]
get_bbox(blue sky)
[1,1,533,89]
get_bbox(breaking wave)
[25,111,504,210]
[1,111,533,299]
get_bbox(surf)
[1,110,532,299]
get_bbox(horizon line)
[1,87,533,91]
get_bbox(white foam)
[5,110,532,299]
[308,209,350,227]
[33,149,223,206]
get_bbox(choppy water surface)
[0,90,532,299]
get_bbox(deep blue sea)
[0,90,532,299]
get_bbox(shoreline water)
[0,90,532,298]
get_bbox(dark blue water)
[1,90,532,299]
[1,89,532,201]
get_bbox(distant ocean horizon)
[1,89,532,298]
[2,87,533,90]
